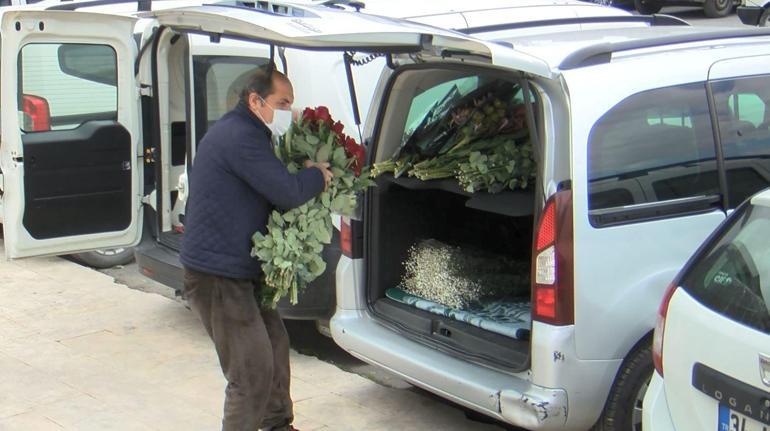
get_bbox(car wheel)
[71,247,135,269]
[760,7,770,26]
[634,0,662,14]
[594,343,653,431]
[704,0,733,17]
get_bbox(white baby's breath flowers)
[400,239,529,309]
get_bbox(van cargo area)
[364,67,538,371]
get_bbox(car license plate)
[719,404,769,431]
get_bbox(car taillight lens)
[653,282,678,377]
[340,217,352,258]
[22,94,51,132]
[532,190,574,325]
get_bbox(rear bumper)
[642,372,675,431]
[737,6,764,25]
[135,236,184,291]
[330,309,568,430]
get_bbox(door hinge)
[139,85,153,97]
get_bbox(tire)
[760,7,770,26]
[71,247,135,269]
[704,0,733,18]
[634,0,662,14]
[594,343,654,431]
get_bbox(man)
[180,65,332,431]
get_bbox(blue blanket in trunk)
[385,287,531,340]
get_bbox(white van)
[327,21,770,431]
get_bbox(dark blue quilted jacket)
[180,103,325,279]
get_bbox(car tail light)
[653,282,678,377]
[532,190,574,325]
[22,94,51,132]
[340,217,352,258]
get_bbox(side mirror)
[57,44,117,86]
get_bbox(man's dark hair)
[239,63,289,105]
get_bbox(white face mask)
[259,97,292,137]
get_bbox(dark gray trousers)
[183,268,293,431]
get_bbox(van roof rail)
[559,27,770,70]
[460,14,689,35]
[47,0,152,11]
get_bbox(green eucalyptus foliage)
[251,112,374,309]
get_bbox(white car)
[644,188,770,431]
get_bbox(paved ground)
[0,248,505,431]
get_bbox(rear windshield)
[680,202,770,334]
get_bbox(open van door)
[146,4,551,79]
[0,10,142,258]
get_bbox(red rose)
[332,121,344,136]
[315,106,332,124]
[342,136,357,157]
[354,146,366,176]
[302,107,315,124]
[342,137,365,176]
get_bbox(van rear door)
[0,10,142,258]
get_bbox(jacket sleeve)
[231,131,325,211]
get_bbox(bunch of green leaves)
[456,133,535,193]
[252,111,374,309]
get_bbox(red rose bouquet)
[251,106,374,308]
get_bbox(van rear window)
[19,43,117,132]
[680,204,770,334]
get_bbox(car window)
[400,75,530,155]
[588,83,718,212]
[403,76,480,138]
[711,75,770,208]
[193,56,268,147]
[681,204,770,334]
[19,43,117,133]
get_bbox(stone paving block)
[289,375,332,403]
[291,412,329,431]
[0,339,114,396]
[161,373,225,418]
[0,352,82,420]
[55,366,222,431]
[0,315,40,342]
[12,256,114,285]
[0,411,64,430]
[293,393,392,430]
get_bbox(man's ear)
[248,92,262,111]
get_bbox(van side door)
[708,55,770,210]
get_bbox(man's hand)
[304,160,334,191]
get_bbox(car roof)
[324,0,626,19]
[498,25,770,73]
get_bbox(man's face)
[250,76,294,124]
